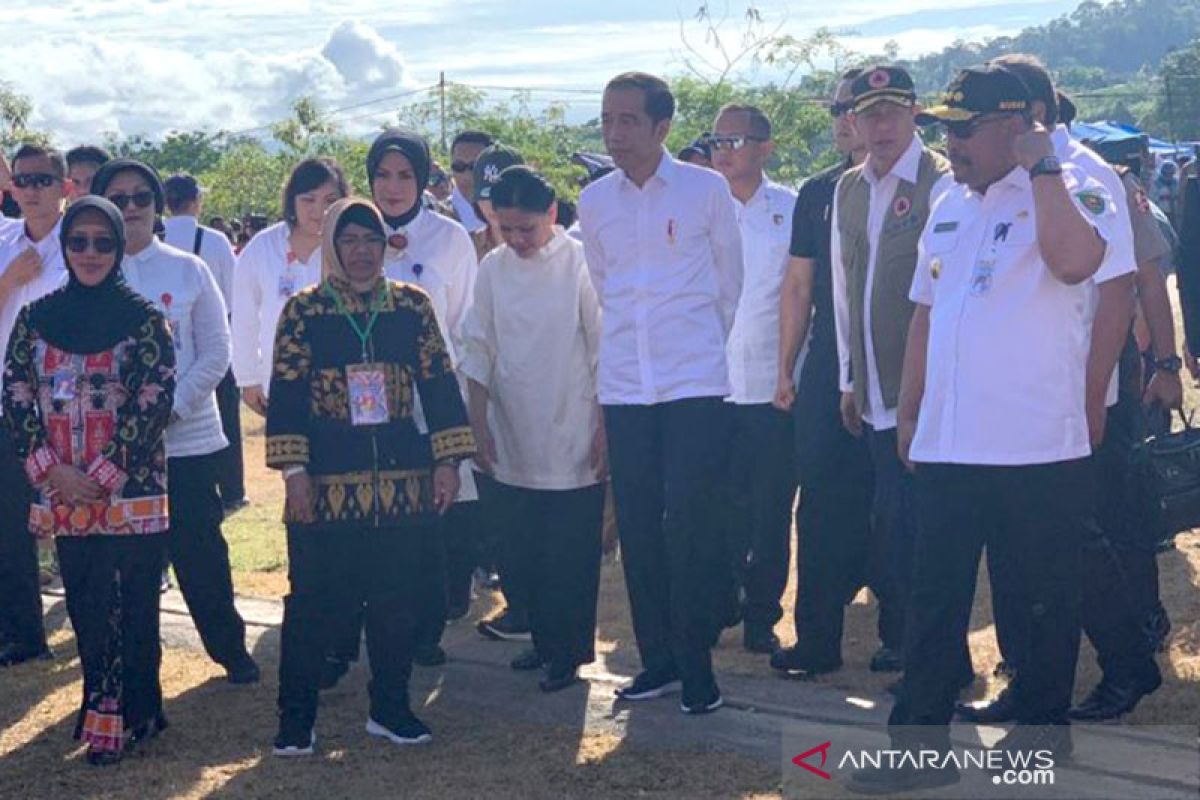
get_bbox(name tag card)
[347,363,389,426]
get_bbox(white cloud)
[320,20,409,90]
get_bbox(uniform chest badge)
[772,213,785,226]
[930,257,942,280]
[893,196,912,218]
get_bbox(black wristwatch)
[1154,355,1183,374]
[1028,155,1063,180]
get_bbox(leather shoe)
[0,643,52,667]
[868,646,903,673]
[769,646,841,676]
[956,683,1018,723]
[1069,673,1161,721]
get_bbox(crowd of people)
[0,53,1194,793]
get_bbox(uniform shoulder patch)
[1076,190,1107,216]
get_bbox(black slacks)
[414,499,482,650]
[604,397,729,694]
[0,432,43,651]
[167,453,249,668]
[865,426,916,651]
[215,369,245,505]
[724,403,796,632]
[483,479,604,667]
[891,459,1089,728]
[278,524,428,727]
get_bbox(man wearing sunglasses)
[709,104,797,656]
[447,130,492,234]
[830,65,954,678]
[0,144,70,667]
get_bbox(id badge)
[969,258,995,296]
[278,272,298,299]
[51,369,77,402]
[347,363,390,426]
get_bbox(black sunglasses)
[105,191,156,210]
[12,172,59,189]
[65,235,118,255]
[829,100,855,118]
[451,160,476,173]
[941,113,1020,140]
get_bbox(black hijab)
[89,158,166,214]
[367,129,431,229]
[28,197,157,354]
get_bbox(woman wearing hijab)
[267,198,475,756]
[3,197,176,765]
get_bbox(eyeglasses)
[335,234,387,251]
[105,191,156,210]
[941,113,1020,140]
[451,160,476,173]
[65,235,118,254]
[12,173,59,189]
[829,100,855,118]
[708,135,766,152]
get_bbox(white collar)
[864,134,923,187]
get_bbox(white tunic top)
[460,229,602,490]
[230,222,322,392]
[122,238,231,458]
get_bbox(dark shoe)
[868,646,903,673]
[0,643,52,667]
[956,683,1018,723]
[222,497,251,515]
[769,646,841,677]
[318,657,350,691]
[226,656,261,685]
[85,747,124,767]
[615,669,681,701]
[510,648,543,671]
[129,713,169,748]
[742,628,780,655]
[477,611,532,642]
[272,718,316,757]
[539,663,580,693]
[413,644,447,667]
[992,724,1072,768]
[680,685,723,715]
[366,714,432,746]
[1069,673,1162,721]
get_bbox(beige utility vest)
[836,148,949,413]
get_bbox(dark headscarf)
[28,197,156,354]
[367,129,430,229]
[90,158,166,214]
[321,198,387,300]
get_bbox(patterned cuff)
[266,434,310,469]
[25,445,61,486]
[431,426,476,463]
[86,457,128,495]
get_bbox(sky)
[0,0,1081,145]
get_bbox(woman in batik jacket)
[3,196,176,766]
[266,197,474,756]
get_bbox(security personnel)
[849,65,1133,794]
[830,65,953,674]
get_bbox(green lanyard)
[324,283,386,362]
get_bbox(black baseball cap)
[473,143,524,203]
[918,64,1032,125]
[850,66,917,114]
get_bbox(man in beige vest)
[829,65,962,678]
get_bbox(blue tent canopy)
[1071,120,1192,156]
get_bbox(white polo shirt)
[578,151,744,406]
[908,164,1132,466]
[726,176,798,405]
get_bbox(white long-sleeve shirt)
[578,151,744,405]
[450,184,485,232]
[230,222,321,392]
[163,215,237,309]
[460,229,602,490]
[831,135,952,431]
[122,238,231,458]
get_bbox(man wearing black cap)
[471,143,525,260]
[848,66,1131,793]
[830,65,953,675]
[676,134,713,169]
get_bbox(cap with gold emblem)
[917,64,1032,126]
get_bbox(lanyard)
[324,283,386,361]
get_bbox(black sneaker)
[615,669,681,701]
[1069,672,1161,721]
[868,645,903,672]
[272,719,316,757]
[510,647,543,671]
[0,643,52,668]
[366,714,432,746]
[413,644,447,667]
[539,663,580,693]
[680,684,723,715]
[477,611,532,642]
[226,656,261,685]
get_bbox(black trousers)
[414,500,482,650]
[278,524,429,727]
[724,403,796,632]
[476,470,529,623]
[865,426,916,651]
[483,480,604,667]
[167,453,249,669]
[0,432,43,651]
[604,397,730,694]
[58,534,165,741]
[215,369,245,505]
[891,460,1089,728]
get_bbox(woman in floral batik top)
[3,196,176,766]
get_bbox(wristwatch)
[1154,355,1183,374]
[1028,155,1063,180]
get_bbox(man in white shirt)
[65,145,111,200]
[93,159,259,685]
[830,65,957,677]
[578,72,743,715]
[0,144,70,667]
[163,172,246,512]
[448,130,492,233]
[849,66,1131,794]
[709,103,797,655]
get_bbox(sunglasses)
[829,100,855,118]
[709,135,766,152]
[65,235,118,255]
[941,113,1019,140]
[105,191,156,210]
[451,160,476,173]
[12,173,59,189]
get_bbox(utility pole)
[439,71,447,154]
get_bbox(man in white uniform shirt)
[163,172,246,512]
[0,145,70,667]
[93,159,258,685]
[709,103,797,655]
[578,72,743,714]
[448,130,492,233]
[848,66,1132,794]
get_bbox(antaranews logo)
[790,741,1057,785]
[791,741,833,780]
